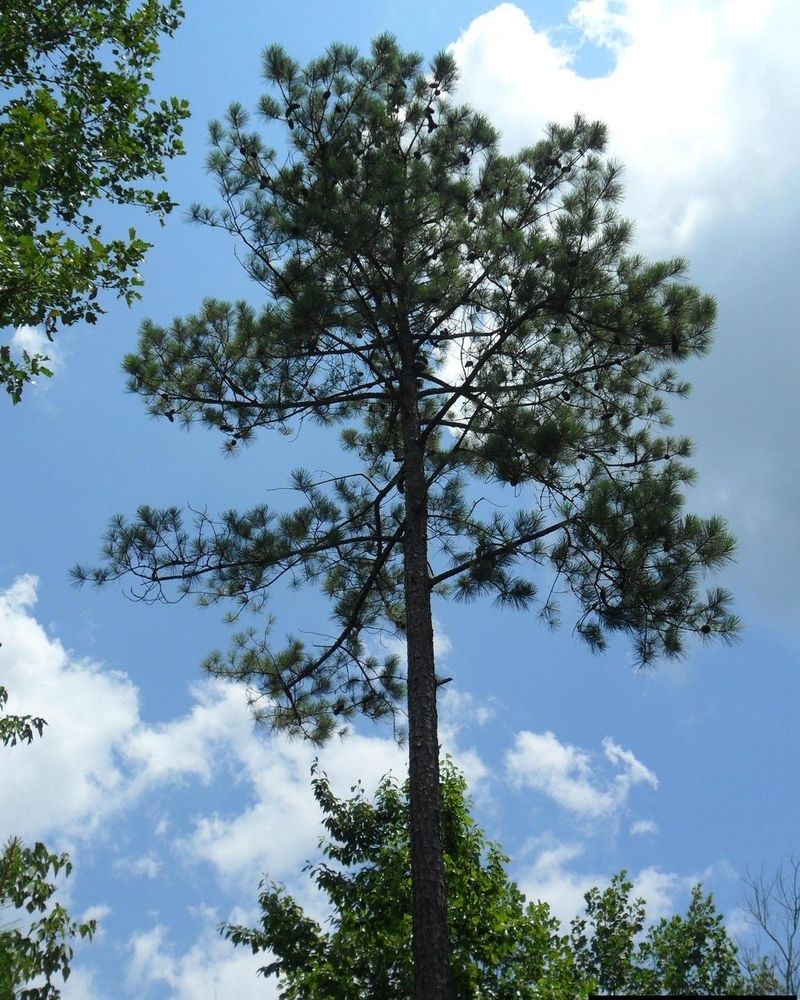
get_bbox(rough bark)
[399,363,453,1000]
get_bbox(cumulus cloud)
[0,576,690,993]
[80,905,111,936]
[179,730,406,887]
[0,575,493,899]
[0,575,256,840]
[634,864,697,921]
[11,324,54,361]
[724,905,754,941]
[0,575,140,839]
[437,687,493,799]
[517,836,695,925]
[62,966,103,1000]
[505,730,657,818]
[440,687,495,730]
[10,324,61,381]
[0,575,406,868]
[126,925,174,992]
[124,681,253,790]
[630,818,658,835]
[114,854,162,880]
[125,923,279,1000]
[517,839,600,923]
[451,1,800,252]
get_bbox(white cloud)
[434,620,454,660]
[11,324,56,366]
[633,865,696,921]
[0,576,141,840]
[516,839,600,924]
[438,687,493,801]
[630,818,658,835]
[505,729,656,818]
[180,728,406,887]
[62,966,103,1000]
[724,904,754,940]
[9,324,61,390]
[603,737,659,800]
[451,1,800,252]
[440,687,494,730]
[124,681,253,790]
[154,816,171,838]
[125,923,279,1000]
[0,575,406,882]
[2,575,490,910]
[126,925,176,993]
[115,854,162,879]
[517,836,695,925]
[80,904,111,937]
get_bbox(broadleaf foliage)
[223,761,762,998]
[0,0,189,401]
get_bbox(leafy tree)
[570,873,646,996]
[635,884,750,995]
[0,685,45,749]
[224,762,759,998]
[75,35,740,998]
[0,0,189,402]
[572,873,751,996]
[0,350,53,409]
[0,685,94,998]
[0,839,96,1000]
[223,760,582,999]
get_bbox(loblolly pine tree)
[74,35,740,999]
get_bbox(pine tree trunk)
[400,367,453,1000]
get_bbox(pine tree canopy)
[74,34,740,742]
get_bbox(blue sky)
[2,1,799,996]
